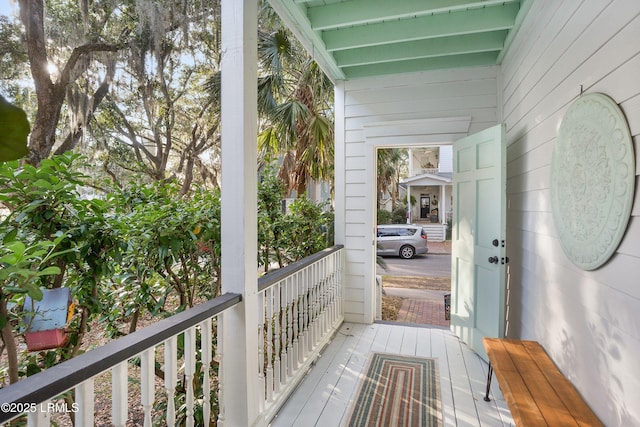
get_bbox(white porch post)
[406,185,411,223]
[440,185,445,224]
[220,0,260,426]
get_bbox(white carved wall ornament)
[551,93,635,270]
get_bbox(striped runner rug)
[347,352,442,427]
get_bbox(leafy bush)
[391,204,408,224]
[377,209,392,224]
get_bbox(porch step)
[419,224,446,242]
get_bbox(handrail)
[0,292,242,423]
[258,244,344,292]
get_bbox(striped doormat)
[347,353,442,427]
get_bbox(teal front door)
[450,124,507,360]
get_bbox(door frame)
[363,116,472,323]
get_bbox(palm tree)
[377,148,408,210]
[256,20,334,197]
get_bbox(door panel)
[451,124,506,360]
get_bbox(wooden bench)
[483,338,604,427]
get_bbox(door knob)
[488,256,499,264]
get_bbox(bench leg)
[484,363,493,402]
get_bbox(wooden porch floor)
[269,322,514,427]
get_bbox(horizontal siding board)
[502,1,582,108]
[345,129,364,143]
[345,169,366,183]
[501,0,564,98]
[622,95,640,136]
[344,222,369,237]
[343,66,498,93]
[507,2,640,139]
[345,197,367,210]
[505,165,551,194]
[616,217,640,258]
[507,189,551,213]
[345,155,368,170]
[345,183,367,197]
[344,79,497,107]
[345,94,497,119]
[589,52,640,105]
[505,108,563,155]
[506,140,553,180]
[345,210,366,224]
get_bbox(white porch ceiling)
[268,0,531,81]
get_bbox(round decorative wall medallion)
[551,93,635,270]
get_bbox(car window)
[377,227,399,237]
[398,228,416,236]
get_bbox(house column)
[440,185,446,224]
[220,0,260,426]
[407,184,411,223]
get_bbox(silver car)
[376,224,429,259]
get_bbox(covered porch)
[271,322,513,427]
[1,0,638,426]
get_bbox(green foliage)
[391,205,408,224]
[103,182,222,336]
[258,166,333,272]
[279,197,333,262]
[377,209,392,225]
[0,152,333,425]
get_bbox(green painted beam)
[323,3,520,51]
[342,52,499,79]
[308,0,520,31]
[334,31,507,67]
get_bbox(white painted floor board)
[269,322,514,427]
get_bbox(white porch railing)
[0,293,241,427]
[0,246,344,426]
[257,245,344,425]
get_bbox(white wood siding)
[502,1,640,426]
[336,67,499,323]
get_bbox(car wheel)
[399,245,415,259]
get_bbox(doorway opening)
[375,146,452,328]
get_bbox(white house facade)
[1,2,639,427]
[272,1,640,425]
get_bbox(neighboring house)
[403,146,453,225]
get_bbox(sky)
[0,1,17,18]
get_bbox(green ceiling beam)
[308,0,520,31]
[323,3,520,51]
[334,31,507,67]
[342,52,499,79]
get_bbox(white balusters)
[75,379,95,426]
[27,400,49,426]
[216,316,225,427]
[291,274,299,371]
[273,283,281,395]
[286,277,295,376]
[185,327,196,427]
[297,271,305,365]
[140,348,154,427]
[280,283,288,384]
[201,318,212,426]
[112,362,128,427]
[265,288,274,402]
[164,335,177,426]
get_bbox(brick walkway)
[396,298,450,327]
[389,239,451,327]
